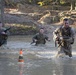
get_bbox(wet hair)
[39,27,44,30]
[63,18,69,21]
[40,28,44,29]
[39,28,44,32]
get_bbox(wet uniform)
[0,27,8,46]
[53,26,75,57]
[33,33,49,45]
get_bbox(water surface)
[0,35,76,75]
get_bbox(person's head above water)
[63,18,70,28]
[39,28,44,34]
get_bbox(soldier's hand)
[56,36,59,41]
[48,38,51,42]
[60,37,63,40]
[34,39,37,42]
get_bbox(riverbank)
[4,5,76,35]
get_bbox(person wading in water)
[53,18,75,58]
[31,28,50,46]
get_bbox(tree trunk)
[1,0,5,27]
[70,0,75,10]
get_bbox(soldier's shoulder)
[34,33,39,36]
[54,26,61,32]
[70,27,75,32]
[36,33,39,35]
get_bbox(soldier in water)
[53,18,75,58]
[0,22,7,46]
[31,28,50,46]
[0,22,10,47]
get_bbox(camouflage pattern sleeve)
[32,33,39,40]
[53,27,60,41]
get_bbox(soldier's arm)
[33,33,39,40]
[53,27,61,47]
[53,27,60,41]
[66,27,75,44]
[71,28,75,38]
[0,28,6,35]
[31,33,39,44]
[45,35,50,41]
[70,27,75,43]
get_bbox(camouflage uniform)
[0,27,8,46]
[32,33,49,45]
[53,26,75,57]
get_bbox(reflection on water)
[0,35,76,75]
[18,63,24,75]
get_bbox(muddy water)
[0,35,76,75]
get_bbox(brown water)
[0,35,76,75]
